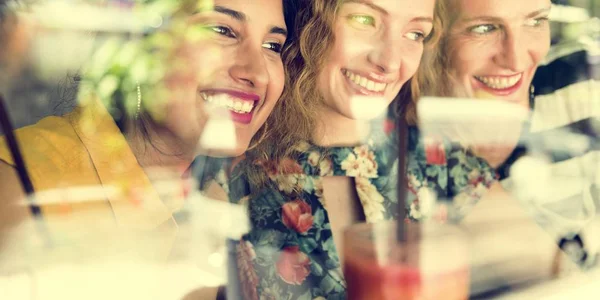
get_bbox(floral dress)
[227,125,496,300]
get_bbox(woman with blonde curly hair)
[417,0,600,276]
[229,0,496,298]
[415,0,551,167]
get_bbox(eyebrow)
[462,6,552,23]
[213,5,287,37]
[526,6,552,18]
[214,6,246,21]
[270,27,288,37]
[344,0,388,15]
[411,17,433,24]
[344,0,433,24]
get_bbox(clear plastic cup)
[344,221,470,300]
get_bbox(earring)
[135,82,142,119]
[529,85,535,107]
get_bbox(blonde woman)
[228,0,496,298]
[414,0,551,167]
[416,0,600,281]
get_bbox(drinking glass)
[343,221,470,300]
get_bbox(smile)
[343,69,387,93]
[199,89,261,125]
[474,73,522,90]
[200,92,256,114]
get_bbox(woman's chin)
[197,144,247,158]
[348,95,390,120]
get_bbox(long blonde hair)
[245,0,446,186]
[246,0,342,164]
[403,0,450,125]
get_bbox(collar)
[68,97,176,230]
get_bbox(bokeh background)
[0,0,598,127]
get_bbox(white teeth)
[359,77,368,88]
[476,74,522,89]
[242,102,252,112]
[367,81,375,91]
[201,93,255,114]
[344,70,387,92]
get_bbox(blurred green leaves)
[78,0,214,120]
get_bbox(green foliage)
[78,0,214,119]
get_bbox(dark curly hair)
[57,0,298,155]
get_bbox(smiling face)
[446,0,551,106]
[317,0,435,121]
[159,0,287,157]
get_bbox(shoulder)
[406,132,496,193]
[0,115,77,166]
[535,43,590,95]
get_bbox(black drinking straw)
[0,94,52,248]
[396,112,409,242]
[0,94,41,216]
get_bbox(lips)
[473,73,524,97]
[199,89,260,125]
[342,69,388,95]
[475,73,522,89]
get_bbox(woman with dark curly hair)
[0,0,296,258]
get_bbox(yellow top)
[0,98,178,258]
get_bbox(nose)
[494,30,528,71]
[367,31,403,73]
[229,42,269,88]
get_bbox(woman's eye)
[470,24,498,34]
[263,42,283,54]
[348,14,376,27]
[208,25,236,38]
[525,17,549,27]
[405,31,426,42]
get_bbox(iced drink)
[344,221,469,300]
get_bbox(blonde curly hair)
[245,0,445,187]
[402,0,450,125]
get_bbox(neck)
[124,118,195,178]
[311,105,371,147]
